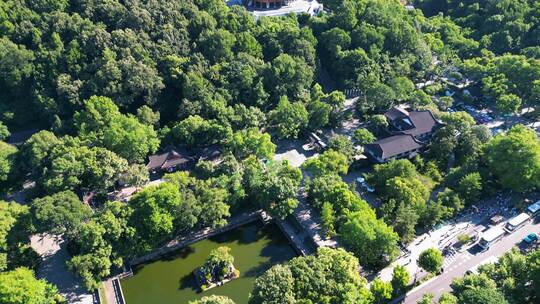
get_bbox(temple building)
[364,107,442,163]
[252,0,289,9]
[226,0,323,17]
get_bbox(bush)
[417,248,443,274]
[457,234,471,245]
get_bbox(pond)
[121,221,297,304]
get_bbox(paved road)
[293,198,339,248]
[378,193,514,284]
[403,219,540,303]
[30,234,93,304]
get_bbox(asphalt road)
[403,218,540,303]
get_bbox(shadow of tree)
[178,272,200,293]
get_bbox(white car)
[356,176,366,184]
[364,185,375,193]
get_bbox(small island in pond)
[194,246,240,291]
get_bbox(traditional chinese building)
[252,0,289,9]
[365,107,442,163]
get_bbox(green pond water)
[121,221,297,304]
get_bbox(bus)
[479,226,505,250]
[504,213,531,233]
[528,200,540,217]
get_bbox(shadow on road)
[31,234,93,304]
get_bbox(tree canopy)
[484,125,540,192]
[0,267,64,304]
[31,191,92,234]
[418,248,443,274]
[249,248,371,304]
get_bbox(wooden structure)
[364,107,442,163]
[146,146,193,174]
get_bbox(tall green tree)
[391,265,410,297]
[303,150,349,176]
[340,210,399,268]
[353,128,376,145]
[0,142,17,190]
[250,248,371,304]
[0,122,9,141]
[119,164,149,187]
[0,201,32,271]
[171,115,232,148]
[198,29,236,63]
[268,96,308,139]
[227,128,275,160]
[320,202,337,238]
[31,191,92,234]
[496,94,522,115]
[417,248,443,273]
[265,54,313,101]
[18,131,61,176]
[484,125,540,191]
[249,264,295,304]
[102,115,160,163]
[128,183,184,252]
[75,96,159,163]
[245,159,301,219]
[370,278,393,304]
[41,145,128,195]
[455,172,482,205]
[327,135,355,162]
[0,267,64,304]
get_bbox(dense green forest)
[0,0,473,130]
[0,0,539,303]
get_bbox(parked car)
[523,233,538,244]
[362,183,375,193]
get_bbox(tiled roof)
[146,147,192,170]
[397,110,441,137]
[384,107,409,121]
[365,134,423,159]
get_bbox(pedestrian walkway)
[443,254,472,271]
[377,192,515,284]
[442,254,457,269]
[102,277,126,304]
[275,218,314,256]
[293,198,339,248]
[30,234,93,304]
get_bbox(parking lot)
[450,102,539,136]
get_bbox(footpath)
[30,234,94,304]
